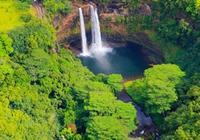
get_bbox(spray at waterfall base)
[79,5,112,57]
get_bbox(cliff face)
[56,0,154,41]
[55,1,164,64]
[56,2,92,42]
[56,0,130,42]
[84,0,129,13]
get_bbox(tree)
[84,91,137,136]
[158,0,200,18]
[127,64,185,114]
[161,86,200,140]
[178,39,200,76]
[107,74,123,92]
[0,33,13,56]
[160,69,200,139]
[9,19,55,54]
[84,91,116,116]
[157,18,193,46]
[0,57,57,139]
[86,116,128,140]
[0,101,30,140]
[0,58,15,87]
[43,0,71,16]
[114,101,137,132]
[186,0,200,18]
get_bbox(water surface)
[80,42,148,78]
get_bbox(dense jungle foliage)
[0,1,137,139]
[0,0,199,140]
[124,0,200,139]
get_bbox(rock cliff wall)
[55,1,164,64]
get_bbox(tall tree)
[127,64,185,114]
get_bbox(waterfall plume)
[79,8,90,56]
[90,5,103,49]
[79,5,112,57]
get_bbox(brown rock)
[138,4,152,16]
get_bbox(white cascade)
[90,5,103,49]
[79,5,112,57]
[79,8,90,56]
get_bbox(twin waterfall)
[79,5,110,56]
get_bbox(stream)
[117,89,159,139]
[80,43,159,139]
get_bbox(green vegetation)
[124,0,200,139]
[9,19,55,53]
[0,1,137,139]
[126,64,199,140]
[177,39,200,76]
[0,0,33,32]
[0,33,13,56]
[144,30,182,63]
[127,64,185,114]
[86,116,128,140]
[126,0,200,65]
[43,0,71,16]
[161,74,200,139]
[0,0,199,139]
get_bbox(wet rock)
[117,90,159,139]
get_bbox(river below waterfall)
[118,90,159,139]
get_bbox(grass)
[0,0,33,32]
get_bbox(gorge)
[78,4,157,138]
[1,0,198,139]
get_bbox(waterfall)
[79,8,90,56]
[78,5,112,57]
[90,5,103,49]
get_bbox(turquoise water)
[80,43,148,78]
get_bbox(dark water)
[80,43,148,78]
